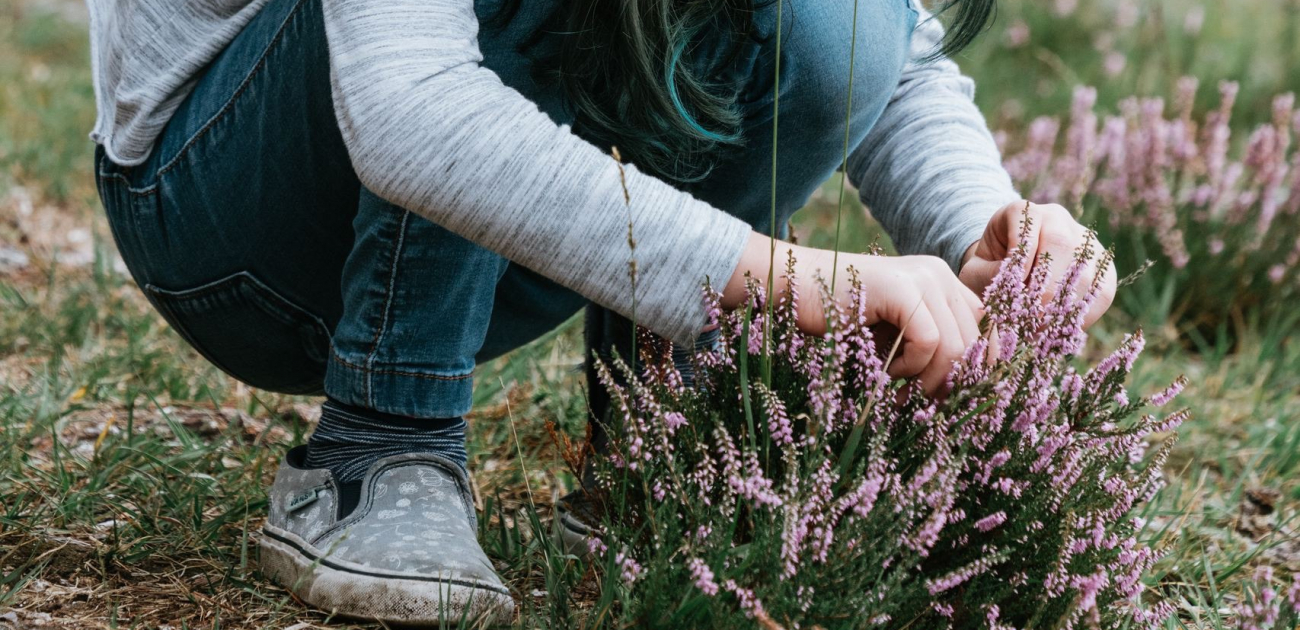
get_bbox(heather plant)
[999,81,1300,335]
[584,221,1184,629]
[1229,567,1300,630]
[960,0,1300,129]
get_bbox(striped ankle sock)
[304,399,468,484]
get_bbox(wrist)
[960,239,981,269]
[722,233,798,310]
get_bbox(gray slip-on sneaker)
[260,446,514,626]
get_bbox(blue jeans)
[94,0,916,417]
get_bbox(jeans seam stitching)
[330,351,474,382]
[149,0,312,185]
[364,210,412,404]
[145,272,331,339]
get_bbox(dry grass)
[0,0,1297,628]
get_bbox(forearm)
[721,235,819,310]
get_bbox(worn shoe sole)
[260,525,515,627]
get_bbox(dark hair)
[493,0,996,183]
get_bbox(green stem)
[763,0,784,388]
[830,0,862,296]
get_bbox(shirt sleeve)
[319,0,752,346]
[846,0,1021,271]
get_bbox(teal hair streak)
[664,35,741,144]
[533,0,756,182]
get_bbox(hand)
[724,234,983,396]
[958,201,1117,328]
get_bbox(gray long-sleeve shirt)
[86,0,1019,346]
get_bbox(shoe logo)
[287,488,320,513]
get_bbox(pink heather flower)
[759,384,795,446]
[975,511,1008,532]
[693,525,712,543]
[781,460,843,577]
[1205,82,1241,195]
[703,289,723,327]
[1257,566,1276,584]
[1054,0,1078,16]
[688,558,719,596]
[986,604,1018,630]
[1235,568,1282,630]
[1092,331,1146,379]
[1170,78,1201,166]
[614,549,643,586]
[662,411,687,434]
[1094,117,1131,209]
[1269,264,1287,283]
[1074,571,1109,616]
[1149,377,1186,407]
[976,450,1013,485]
[991,476,1015,496]
[588,537,608,556]
[841,464,887,518]
[1034,86,1102,207]
[1286,574,1300,613]
[723,580,766,619]
[1006,117,1061,184]
[721,435,783,509]
[1210,238,1226,255]
[927,556,1002,595]
[1244,94,1295,233]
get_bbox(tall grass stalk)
[830,0,863,296]
[763,0,785,389]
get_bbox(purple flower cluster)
[590,227,1185,629]
[1231,567,1300,630]
[999,82,1300,325]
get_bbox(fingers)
[887,296,939,380]
[1015,202,1121,330]
[957,284,985,341]
[1006,201,1044,281]
[884,267,983,397]
[795,253,988,398]
[916,290,975,395]
[1023,203,1074,293]
[1028,204,1108,300]
[1083,258,1118,328]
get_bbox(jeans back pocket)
[144,271,330,395]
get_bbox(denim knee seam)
[360,209,412,405]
